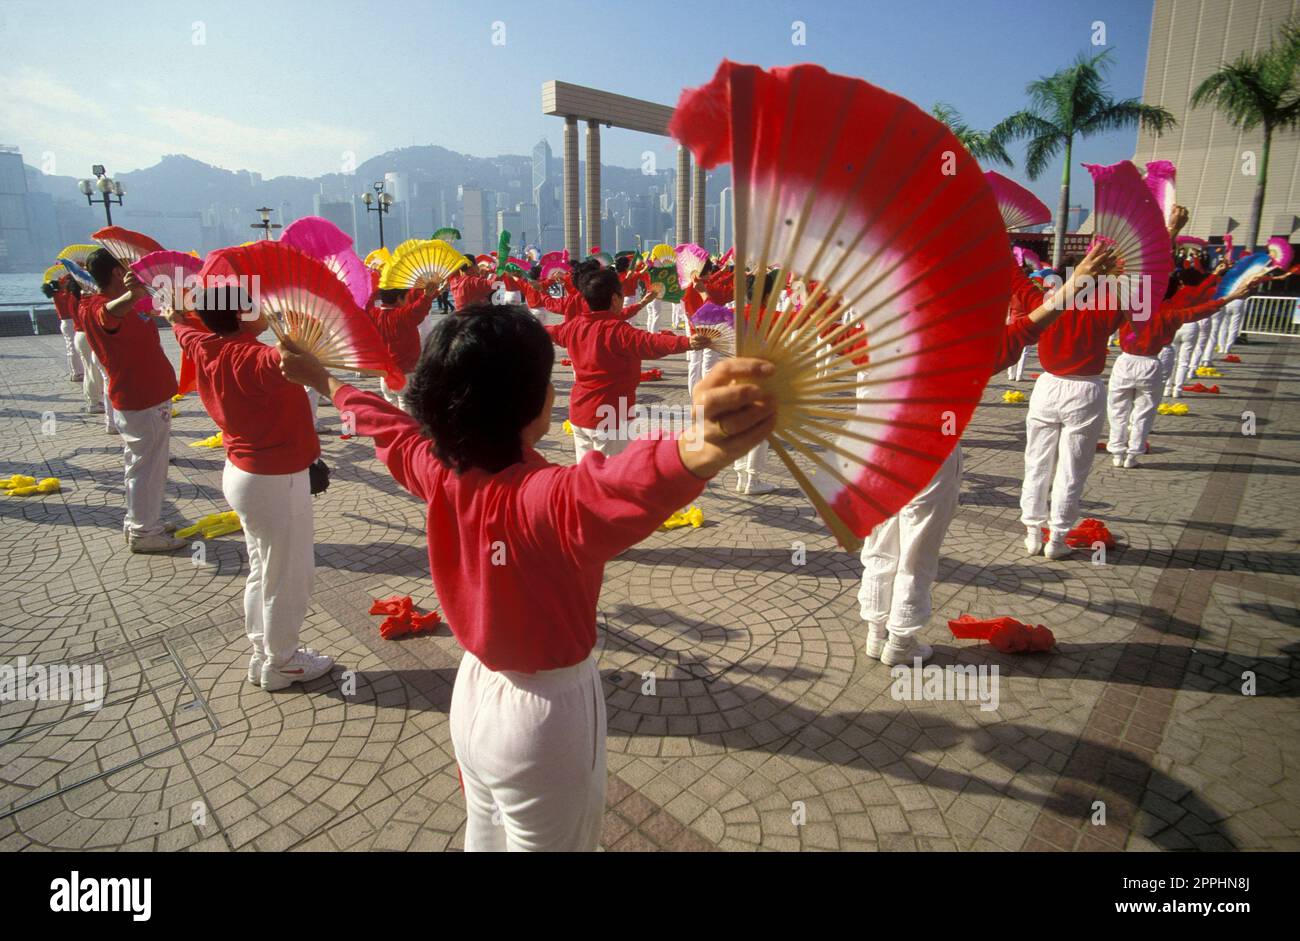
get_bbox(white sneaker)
[1123,455,1139,469]
[1044,538,1073,560]
[106,424,120,436]
[734,472,748,493]
[128,533,187,553]
[247,654,264,686]
[1112,455,1124,467]
[261,648,334,692]
[744,477,777,495]
[864,622,889,659]
[1171,388,1181,399]
[880,637,933,667]
[1023,527,1044,556]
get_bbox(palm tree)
[992,49,1176,265]
[930,103,1012,168]
[1191,18,1300,252]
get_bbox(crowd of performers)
[34,199,1275,850]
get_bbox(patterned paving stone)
[0,329,1297,851]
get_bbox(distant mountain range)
[24,145,730,220]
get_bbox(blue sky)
[1,0,1157,207]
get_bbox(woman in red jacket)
[167,285,333,691]
[277,303,776,851]
[546,267,704,462]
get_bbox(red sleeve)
[333,384,439,503]
[173,322,203,357]
[990,316,1045,374]
[537,437,707,567]
[1157,295,1228,328]
[545,321,571,347]
[682,286,704,317]
[397,293,433,329]
[611,323,691,359]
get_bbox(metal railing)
[1241,296,1300,337]
[0,301,59,337]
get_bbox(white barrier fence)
[1242,296,1300,337]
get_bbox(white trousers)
[858,447,962,638]
[379,373,413,413]
[1157,345,1176,390]
[572,423,629,464]
[1019,372,1106,537]
[733,440,770,480]
[222,462,315,668]
[1167,321,1199,395]
[115,399,173,537]
[1107,352,1162,458]
[74,331,113,422]
[451,650,606,852]
[1007,344,1032,381]
[1190,318,1213,367]
[644,299,663,333]
[59,319,82,378]
[1222,299,1246,354]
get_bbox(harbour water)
[0,273,46,306]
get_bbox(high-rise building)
[1134,0,1300,243]
[313,191,357,243]
[719,187,733,253]
[0,146,38,272]
[462,186,491,254]
[532,138,556,233]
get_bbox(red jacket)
[333,384,705,672]
[546,312,690,428]
[1119,292,1227,356]
[174,324,319,474]
[523,280,589,320]
[369,293,432,374]
[53,289,77,321]
[79,296,178,410]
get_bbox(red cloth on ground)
[370,595,442,639]
[1039,517,1116,549]
[947,614,1055,653]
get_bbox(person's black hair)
[41,281,56,298]
[578,267,620,311]
[700,259,716,279]
[527,263,542,281]
[744,268,781,302]
[571,258,601,288]
[192,284,251,334]
[86,247,123,290]
[614,255,630,273]
[406,303,554,474]
[378,288,407,306]
[67,279,81,300]
[463,253,478,269]
[1164,270,1181,302]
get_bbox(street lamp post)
[361,181,393,249]
[77,165,124,226]
[250,206,281,240]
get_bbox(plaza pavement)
[0,321,1297,852]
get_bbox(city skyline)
[1,0,1156,208]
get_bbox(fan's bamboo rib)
[822,318,1006,377]
[772,291,1006,386]
[786,136,988,347]
[750,72,807,331]
[762,101,923,349]
[763,81,868,343]
[776,429,893,521]
[795,415,953,464]
[767,438,862,552]
[788,423,945,492]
